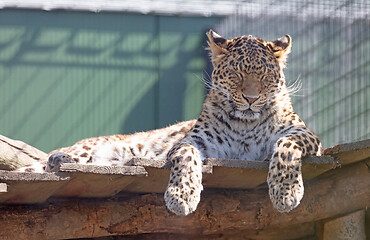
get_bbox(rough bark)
[322,209,366,240]
[0,159,368,240]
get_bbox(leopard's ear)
[267,35,292,68]
[206,30,229,65]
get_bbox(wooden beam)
[0,159,368,240]
[322,209,366,240]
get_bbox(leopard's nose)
[242,94,259,104]
[246,97,258,104]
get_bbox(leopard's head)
[206,30,292,120]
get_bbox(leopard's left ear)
[267,35,292,68]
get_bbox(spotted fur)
[16,120,196,173]
[164,30,322,215]
[15,30,322,216]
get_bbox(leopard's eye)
[229,71,243,85]
[261,74,271,85]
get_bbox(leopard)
[15,30,322,216]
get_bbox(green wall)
[0,10,221,152]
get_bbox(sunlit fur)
[206,33,292,122]
[15,30,322,217]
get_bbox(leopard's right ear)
[206,30,228,65]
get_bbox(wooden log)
[80,222,317,240]
[322,209,366,240]
[0,159,368,240]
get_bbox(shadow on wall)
[0,10,220,152]
[122,21,214,132]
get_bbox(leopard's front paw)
[46,152,74,172]
[164,179,202,216]
[267,171,304,213]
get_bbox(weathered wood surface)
[204,155,338,190]
[82,224,317,240]
[322,209,366,240]
[324,139,370,165]
[0,166,147,203]
[0,155,338,203]
[0,171,68,203]
[54,164,148,197]
[1,138,369,204]
[0,159,368,240]
[124,155,337,193]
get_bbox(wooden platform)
[0,155,338,204]
[0,139,369,240]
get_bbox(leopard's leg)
[164,143,203,216]
[267,131,322,212]
[45,152,75,172]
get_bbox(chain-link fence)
[215,0,369,148]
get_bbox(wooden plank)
[324,139,370,165]
[203,158,267,189]
[128,158,170,169]
[0,154,340,202]
[0,159,368,240]
[301,155,339,179]
[124,160,212,193]
[0,170,64,181]
[205,158,269,169]
[203,156,337,189]
[126,156,337,191]
[0,140,359,203]
[0,170,68,204]
[52,164,148,197]
[59,163,148,175]
[124,167,169,193]
[0,165,149,202]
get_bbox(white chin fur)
[234,110,261,120]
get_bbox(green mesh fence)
[215,0,369,148]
